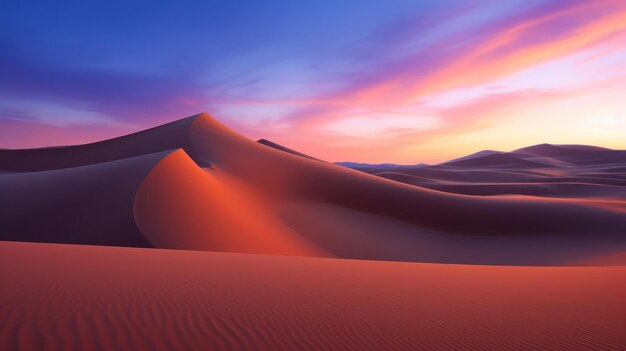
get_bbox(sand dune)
[443,152,550,168]
[355,143,626,200]
[2,113,625,350]
[374,172,626,198]
[0,117,201,172]
[0,151,171,247]
[514,143,626,164]
[257,138,322,161]
[2,241,625,351]
[2,112,626,264]
[134,148,327,256]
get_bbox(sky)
[2,0,626,163]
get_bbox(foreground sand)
[1,241,625,351]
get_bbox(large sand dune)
[2,241,625,351]
[2,113,626,264]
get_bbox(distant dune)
[2,113,626,265]
[443,152,550,168]
[2,241,625,351]
[349,143,626,201]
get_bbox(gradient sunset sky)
[2,0,626,163]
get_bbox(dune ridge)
[0,116,200,172]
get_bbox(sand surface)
[1,241,625,351]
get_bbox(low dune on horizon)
[342,143,626,200]
[1,112,626,350]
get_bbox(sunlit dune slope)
[134,149,328,256]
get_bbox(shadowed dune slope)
[0,117,199,172]
[0,150,177,247]
[353,144,626,200]
[1,241,625,351]
[514,143,626,164]
[443,152,550,168]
